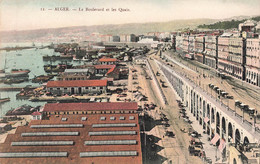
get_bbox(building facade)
[46,80,108,95]
[204,36,218,69]
[98,57,118,65]
[194,36,205,64]
[246,38,260,87]
[57,68,95,81]
[0,102,142,164]
[173,32,259,87]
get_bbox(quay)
[29,95,110,102]
[0,87,38,92]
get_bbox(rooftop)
[43,102,138,112]
[0,113,142,164]
[31,112,41,116]
[93,65,116,70]
[46,80,108,88]
[64,69,90,73]
[99,57,118,62]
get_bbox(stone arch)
[235,129,241,145]
[196,94,199,120]
[190,90,193,113]
[243,137,249,146]
[211,108,215,123]
[221,117,226,136]
[193,92,196,114]
[228,122,233,140]
[203,100,206,117]
[199,97,202,110]
[207,104,210,118]
[216,112,220,134]
[233,158,237,164]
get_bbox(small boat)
[6,69,30,77]
[0,97,10,104]
[4,78,27,84]
[73,55,80,61]
[16,54,22,56]
[6,104,35,116]
[44,64,73,73]
[43,55,73,61]
[32,75,54,83]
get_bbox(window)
[93,87,96,89]
[85,87,89,89]
[129,116,135,120]
[119,116,125,120]
[57,88,60,90]
[100,87,103,89]
[110,116,116,120]
[61,118,67,121]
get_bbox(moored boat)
[4,78,28,84]
[32,75,54,83]
[43,55,73,61]
[44,63,73,73]
[0,97,10,104]
[6,69,30,77]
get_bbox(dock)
[0,87,38,92]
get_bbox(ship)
[5,69,30,77]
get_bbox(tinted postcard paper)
[0,0,260,164]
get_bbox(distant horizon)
[0,15,259,33]
[1,0,260,32]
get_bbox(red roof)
[43,102,138,112]
[93,65,116,70]
[46,80,107,88]
[0,113,142,164]
[106,66,116,75]
[99,57,117,62]
[31,111,41,116]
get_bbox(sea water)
[0,42,85,117]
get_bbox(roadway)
[161,50,260,128]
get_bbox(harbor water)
[0,42,85,117]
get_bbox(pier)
[0,87,38,92]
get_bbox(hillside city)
[0,18,260,164]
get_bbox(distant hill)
[0,18,216,42]
[198,16,260,30]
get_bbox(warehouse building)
[46,80,107,95]
[0,110,142,164]
[42,102,138,116]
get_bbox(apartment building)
[194,36,205,63]
[204,36,218,69]
[246,38,260,87]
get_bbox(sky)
[0,0,259,31]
